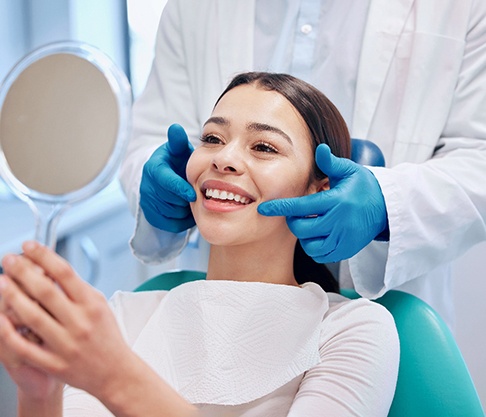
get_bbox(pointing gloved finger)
[144,211,196,233]
[258,192,334,217]
[153,168,196,203]
[140,194,191,223]
[159,215,196,233]
[144,155,196,203]
[315,143,358,181]
[166,124,194,157]
[145,187,194,208]
[139,123,197,232]
[286,215,334,240]
[141,196,193,219]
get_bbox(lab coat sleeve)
[351,0,486,298]
[119,0,201,263]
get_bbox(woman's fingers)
[0,312,51,368]
[0,313,25,368]
[0,312,65,379]
[1,253,77,328]
[20,241,91,303]
[0,274,69,350]
[2,241,97,329]
[0,313,63,402]
[0,277,23,327]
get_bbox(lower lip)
[202,198,251,213]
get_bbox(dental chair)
[341,288,485,417]
[135,271,485,417]
[350,138,385,167]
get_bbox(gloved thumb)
[315,143,356,181]
[167,123,193,156]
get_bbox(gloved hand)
[139,124,196,233]
[258,144,389,263]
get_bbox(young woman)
[0,72,399,417]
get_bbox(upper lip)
[201,179,256,202]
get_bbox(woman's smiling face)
[186,83,326,248]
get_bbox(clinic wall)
[0,0,29,81]
[0,0,129,84]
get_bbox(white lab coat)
[119,0,486,326]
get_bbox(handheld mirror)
[0,42,131,248]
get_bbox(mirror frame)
[0,41,132,206]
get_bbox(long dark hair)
[216,72,351,293]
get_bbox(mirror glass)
[0,42,131,247]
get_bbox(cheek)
[185,151,203,187]
[189,200,197,219]
[259,166,313,201]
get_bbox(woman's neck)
[206,238,298,287]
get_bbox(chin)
[198,227,244,247]
[193,206,286,247]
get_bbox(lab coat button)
[301,24,312,34]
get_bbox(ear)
[307,177,329,194]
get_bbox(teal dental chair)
[135,270,485,417]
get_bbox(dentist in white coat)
[120,0,486,328]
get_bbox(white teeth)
[205,188,251,204]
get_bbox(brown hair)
[216,72,352,293]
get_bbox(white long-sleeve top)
[119,0,486,328]
[63,280,399,416]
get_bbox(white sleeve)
[351,0,486,298]
[287,298,400,417]
[128,207,192,265]
[119,0,202,263]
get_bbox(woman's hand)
[0,241,132,399]
[0,330,62,401]
[0,241,199,417]
[0,277,62,407]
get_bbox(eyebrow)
[247,122,293,145]
[203,117,293,145]
[203,116,229,127]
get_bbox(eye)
[253,141,278,153]
[200,134,223,145]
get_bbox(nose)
[211,143,242,174]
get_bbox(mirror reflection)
[1,53,119,194]
[0,42,131,246]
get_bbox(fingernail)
[2,255,15,268]
[23,241,38,252]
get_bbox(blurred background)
[0,1,484,415]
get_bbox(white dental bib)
[131,279,329,405]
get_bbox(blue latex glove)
[140,124,196,233]
[258,144,389,263]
